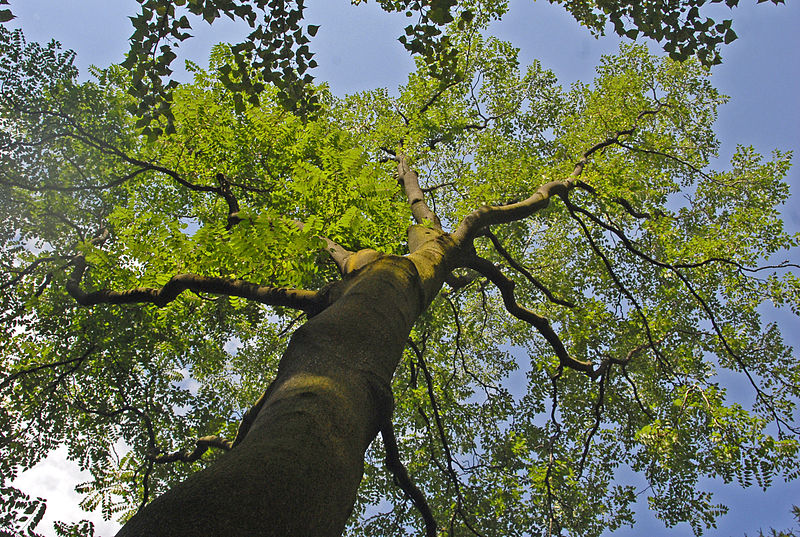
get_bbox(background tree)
[1,1,798,536]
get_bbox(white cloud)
[11,448,122,537]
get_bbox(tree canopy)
[0,1,798,536]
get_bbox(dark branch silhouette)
[464,255,596,376]
[147,435,233,464]
[484,230,576,308]
[66,254,325,313]
[565,197,799,435]
[380,419,437,537]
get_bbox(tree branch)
[231,383,275,448]
[39,109,220,195]
[615,140,712,181]
[0,345,95,392]
[443,270,478,291]
[291,219,354,274]
[452,178,570,245]
[451,108,670,246]
[0,166,152,193]
[0,256,70,291]
[8,106,263,235]
[215,172,242,230]
[147,435,232,464]
[483,230,575,308]
[444,295,500,397]
[574,180,663,220]
[422,181,456,193]
[397,152,442,230]
[408,338,484,537]
[380,419,437,537]
[545,365,564,537]
[66,255,325,313]
[418,78,462,117]
[565,199,798,435]
[564,203,677,379]
[464,255,595,376]
[452,128,634,245]
[577,366,608,476]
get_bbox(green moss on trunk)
[117,240,458,537]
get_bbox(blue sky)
[7,0,800,535]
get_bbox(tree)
[1,1,798,536]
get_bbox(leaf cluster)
[1,16,798,537]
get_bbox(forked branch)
[291,219,354,275]
[0,345,95,392]
[464,256,595,376]
[564,204,677,379]
[408,338,485,537]
[453,127,637,245]
[574,181,663,220]
[565,198,799,435]
[484,230,575,308]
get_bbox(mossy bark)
[116,232,458,537]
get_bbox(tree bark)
[116,232,458,537]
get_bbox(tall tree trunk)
[117,232,458,537]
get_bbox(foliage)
[547,0,788,64]
[0,3,798,537]
[0,0,778,135]
[0,485,46,537]
[746,505,800,537]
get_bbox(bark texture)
[116,232,458,537]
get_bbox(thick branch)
[290,219,354,274]
[320,238,355,274]
[452,178,571,245]
[444,272,476,291]
[464,256,595,375]
[397,152,442,230]
[66,256,324,313]
[452,125,641,246]
[216,173,242,230]
[147,435,232,464]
